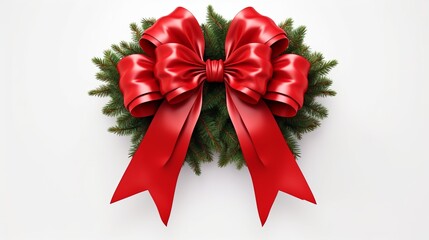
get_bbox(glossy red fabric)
[112,7,315,226]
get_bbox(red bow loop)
[118,7,207,117]
[223,43,273,104]
[225,7,289,58]
[140,7,205,59]
[265,54,310,117]
[154,43,206,104]
[117,54,162,117]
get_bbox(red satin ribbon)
[112,7,315,226]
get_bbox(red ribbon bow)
[112,7,315,226]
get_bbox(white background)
[1,0,428,239]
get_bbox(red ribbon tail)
[226,86,315,226]
[110,158,176,225]
[251,162,317,225]
[111,87,203,225]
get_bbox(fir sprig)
[89,6,336,174]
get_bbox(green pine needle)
[142,18,156,30]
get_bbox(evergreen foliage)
[89,6,337,175]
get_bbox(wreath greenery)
[89,6,336,175]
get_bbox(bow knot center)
[205,59,224,83]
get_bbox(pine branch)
[280,113,321,139]
[130,23,143,43]
[205,5,229,59]
[281,129,301,158]
[103,50,120,66]
[288,26,306,51]
[111,44,127,58]
[279,18,294,32]
[199,118,221,152]
[92,57,112,70]
[88,85,110,97]
[202,23,219,60]
[119,41,143,55]
[141,18,156,30]
[94,71,117,83]
[302,100,328,119]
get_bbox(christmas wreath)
[90,6,336,225]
